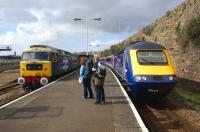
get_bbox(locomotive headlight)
[135,76,141,81]
[169,76,174,80]
[40,77,48,85]
[18,77,25,85]
[142,76,147,80]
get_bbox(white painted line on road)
[109,68,149,132]
[0,70,78,109]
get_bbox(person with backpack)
[80,56,94,99]
[92,61,106,104]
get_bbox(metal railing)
[0,45,12,51]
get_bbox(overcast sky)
[0,0,183,55]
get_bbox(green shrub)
[166,11,171,17]
[184,16,200,44]
[175,22,181,35]
[182,3,186,12]
[142,25,154,36]
[176,16,200,48]
[141,36,146,40]
[154,36,158,42]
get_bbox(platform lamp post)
[89,43,105,58]
[89,44,93,55]
[74,18,101,55]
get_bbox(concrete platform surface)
[0,69,144,132]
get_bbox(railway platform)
[0,69,148,132]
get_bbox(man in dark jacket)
[83,55,94,98]
[92,62,106,104]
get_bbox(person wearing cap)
[92,62,106,104]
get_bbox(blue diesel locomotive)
[102,41,177,99]
[18,45,80,91]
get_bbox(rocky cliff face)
[126,0,200,83]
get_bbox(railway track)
[0,80,20,96]
[0,80,19,90]
[0,79,24,106]
[133,98,197,132]
[0,66,19,73]
[110,67,199,132]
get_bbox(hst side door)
[123,52,128,81]
[115,54,123,76]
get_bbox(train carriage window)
[125,52,129,68]
[116,56,123,67]
[50,53,57,62]
[137,50,168,64]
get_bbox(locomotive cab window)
[22,52,50,61]
[36,53,49,61]
[22,52,35,60]
[137,50,168,64]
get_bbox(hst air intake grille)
[152,76,164,81]
[26,64,43,70]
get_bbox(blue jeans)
[95,85,105,103]
[83,76,93,98]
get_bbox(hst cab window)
[22,52,50,61]
[137,50,168,64]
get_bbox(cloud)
[89,39,122,51]
[89,40,120,46]
[0,0,183,55]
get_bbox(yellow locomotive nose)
[20,61,52,77]
[130,50,176,75]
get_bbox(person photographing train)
[92,62,106,104]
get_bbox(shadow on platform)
[0,106,63,120]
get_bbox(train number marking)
[148,89,159,93]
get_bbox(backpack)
[84,59,93,76]
[97,67,106,77]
